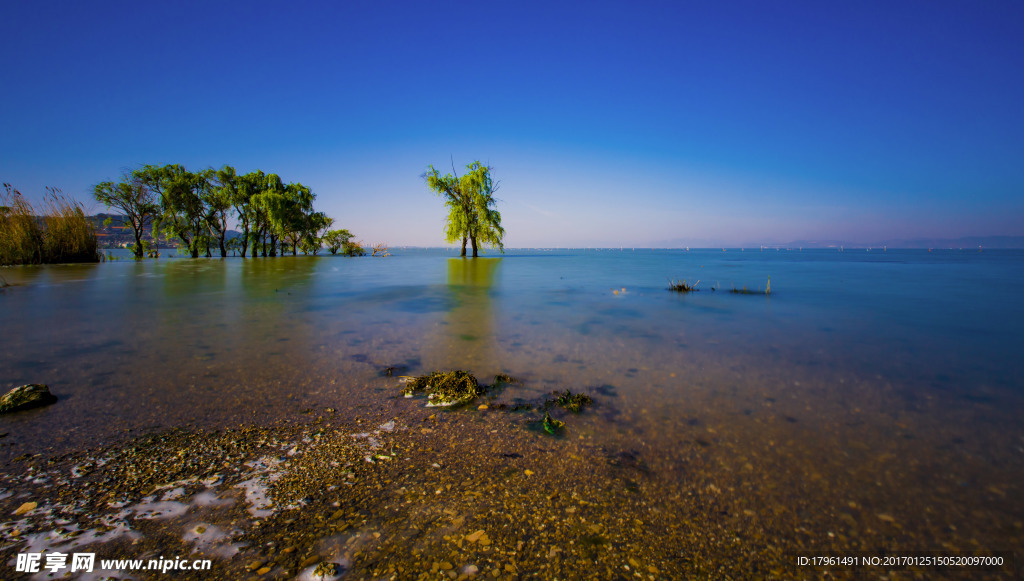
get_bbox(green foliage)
[272,182,315,255]
[233,169,274,257]
[323,229,354,255]
[424,161,504,257]
[119,164,339,260]
[134,164,213,258]
[302,211,333,255]
[204,173,234,257]
[93,171,159,258]
[342,240,365,256]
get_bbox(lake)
[2,247,1022,577]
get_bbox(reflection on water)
[2,249,1023,561]
[427,257,502,371]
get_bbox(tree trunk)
[219,236,227,258]
[460,237,468,257]
[471,235,478,257]
[270,235,278,257]
[133,231,144,259]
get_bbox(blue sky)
[2,0,1022,247]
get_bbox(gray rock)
[0,384,58,414]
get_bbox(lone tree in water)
[92,172,160,258]
[424,161,504,257]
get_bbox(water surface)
[2,248,1023,568]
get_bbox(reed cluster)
[729,276,772,295]
[1,184,98,266]
[668,278,700,292]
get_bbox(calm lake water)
[3,248,1024,569]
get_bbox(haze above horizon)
[2,1,1022,248]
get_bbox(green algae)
[401,370,484,407]
[547,389,594,413]
[543,411,565,435]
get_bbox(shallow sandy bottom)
[1,377,1020,580]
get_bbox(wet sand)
[1,378,1020,580]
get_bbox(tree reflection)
[432,257,501,371]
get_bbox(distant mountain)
[655,235,1024,249]
[874,236,1024,249]
[88,213,240,248]
[769,236,1024,249]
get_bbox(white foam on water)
[182,522,242,559]
[234,456,285,518]
[130,496,189,520]
[191,489,234,508]
[161,487,186,501]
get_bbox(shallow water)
[3,248,1022,442]
[2,248,1024,571]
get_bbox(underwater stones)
[0,384,57,414]
[14,501,37,515]
[312,561,343,579]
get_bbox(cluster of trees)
[93,165,358,259]
[424,161,504,257]
[92,160,507,260]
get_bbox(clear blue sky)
[2,0,1022,247]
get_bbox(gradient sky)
[2,0,1022,247]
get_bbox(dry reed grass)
[1,183,98,266]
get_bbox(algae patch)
[542,411,565,435]
[400,370,485,407]
[400,373,594,436]
[547,390,594,413]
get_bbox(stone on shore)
[0,384,58,414]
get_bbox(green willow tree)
[135,164,209,258]
[424,161,504,257]
[274,182,315,256]
[205,178,232,258]
[235,170,281,257]
[250,173,287,257]
[322,228,354,255]
[92,171,159,258]
[301,212,333,255]
[109,163,343,260]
